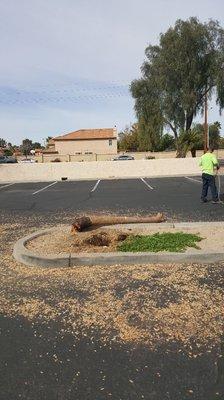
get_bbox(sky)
[0,0,224,145]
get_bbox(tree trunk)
[71,213,166,233]
[186,113,194,131]
[176,149,187,158]
[191,149,196,157]
[176,142,188,158]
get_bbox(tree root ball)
[84,232,110,247]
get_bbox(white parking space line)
[185,176,201,184]
[0,183,15,190]
[140,178,154,190]
[32,181,58,195]
[91,180,101,193]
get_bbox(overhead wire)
[0,80,131,106]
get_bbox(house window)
[109,139,112,146]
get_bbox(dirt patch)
[26,223,224,255]
[26,226,130,254]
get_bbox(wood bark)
[71,213,166,234]
[176,146,188,158]
[186,113,193,131]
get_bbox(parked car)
[0,155,18,163]
[112,154,134,161]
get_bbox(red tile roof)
[54,128,116,141]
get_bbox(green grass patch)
[118,232,202,253]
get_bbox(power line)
[0,81,131,105]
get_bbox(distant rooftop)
[53,128,117,141]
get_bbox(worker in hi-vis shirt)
[199,147,220,203]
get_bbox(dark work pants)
[201,173,218,201]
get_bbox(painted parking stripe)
[0,183,15,190]
[91,180,101,193]
[185,176,201,184]
[140,178,154,190]
[32,181,58,195]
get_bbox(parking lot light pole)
[204,88,209,152]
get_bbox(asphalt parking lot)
[0,176,224,221]
[1,216,224,400]
[1,177,224,400]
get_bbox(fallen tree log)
[71,213,166,234]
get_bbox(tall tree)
[21,139,33,157]
[131,17,224,157]
[118,124,175,152]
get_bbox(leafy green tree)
[0,138,6,147]
[20,139,43,156]
[118,124,139,151]
[177,126,203,157]
[32,142,42,149]
[158,134,176,151]
[131,17,224,157]
[175,121,221,156]
[20,139,33,157]
[4,149,13,156]
[209,121,221,149]
[138,116,163,151]
[118,124,176,152]
[118,122,162,152]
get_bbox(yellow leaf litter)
[0,221,224,355]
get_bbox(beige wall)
[35,153,118,163]
[35,149,224,163]
[0,158,205,183]
[126,149,224,159]
[54,139,117,155]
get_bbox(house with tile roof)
[50,127,117,155]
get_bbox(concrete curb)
[13,228,70,268]
[13,223,224,268]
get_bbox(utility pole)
[204,90,209,151]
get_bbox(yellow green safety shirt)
[199,152,219,176]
